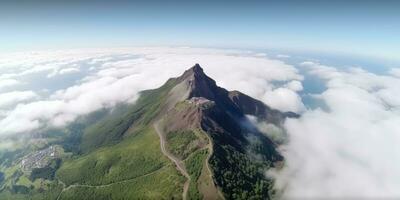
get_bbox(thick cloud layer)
[1,47,399,197]
[274,62,400,198]
[0,47,302,135]
[0,91,38,109]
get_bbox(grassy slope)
[0,162,61,198]
[197,156,221,200]
[166,130,198,160]
[54,78,187,199]
[55,130,186,200]
[1,70,280,200]
[80,78,177,153]
[0,189,62,200]
[0,144,69,200]
[0,78,184,199]
[165,120,220,200]
[185,149,208,200]
[59,165,184,200]
[163,100,225,200]
[56,127,170,186]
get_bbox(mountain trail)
[154,120,190,200]
[203,132,225,200]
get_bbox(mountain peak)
[181,63,206,78]
[192,63,203,72]
[176,64,218,100]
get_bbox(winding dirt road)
[203,133,225,200]
[154,120,190,200]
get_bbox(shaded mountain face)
[0,64,295,200]
[174,63,297,122]
[157,64,296,199]
[166,64,295,143]
[76,64,296,199]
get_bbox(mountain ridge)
[151,64,295,199]
[0,63,296,200]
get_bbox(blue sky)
[1,0,399,61]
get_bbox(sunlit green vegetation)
[166,130,198,159]
[210,143,275,200]
[0,181,63,200]
[0,69,284,200]
[30,159,61,181]
[59,165,184,200]
[53,79,187,197]
[0,165,63,200]
[56,127,169,186]
[185,149,208,200]
[80,79,177,153]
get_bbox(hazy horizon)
[1,0,399,62]
[1,1,399,199]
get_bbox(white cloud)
[20,63,62,76]
[274,61,400,198]
[2,47,400,198]
[246,115,286,144]
[88,57,113,65]
[0,47,303,135]
[285,80,303,92]
[389,68,400,78]
[58,67,80,75]
[263,88,305,112]
[0,91,38,109]
[47,66,80,78]
[0,79,20,91]
[254,53,267,57]
[277,54,290,58]
[0,100,64,133]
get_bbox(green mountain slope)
[0,64,296,200]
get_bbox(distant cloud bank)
[275,61,400,198]
[1,47,399,197]
[0,47,302,135]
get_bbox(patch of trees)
[29,159,61,181]
[185,149,208,200]
[0,172,4,185]
[210,144,274,200]
[11,185,30,194]
[0,149,23,167]
[166,130,198,159]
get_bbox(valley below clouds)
[1,47,399,197]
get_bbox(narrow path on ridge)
[154,120,190,200]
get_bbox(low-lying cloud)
[0,79,20,91]
[274,61,400,198]
[0,91,38,109]
[2,47,400,197]
[0,47,303,135]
